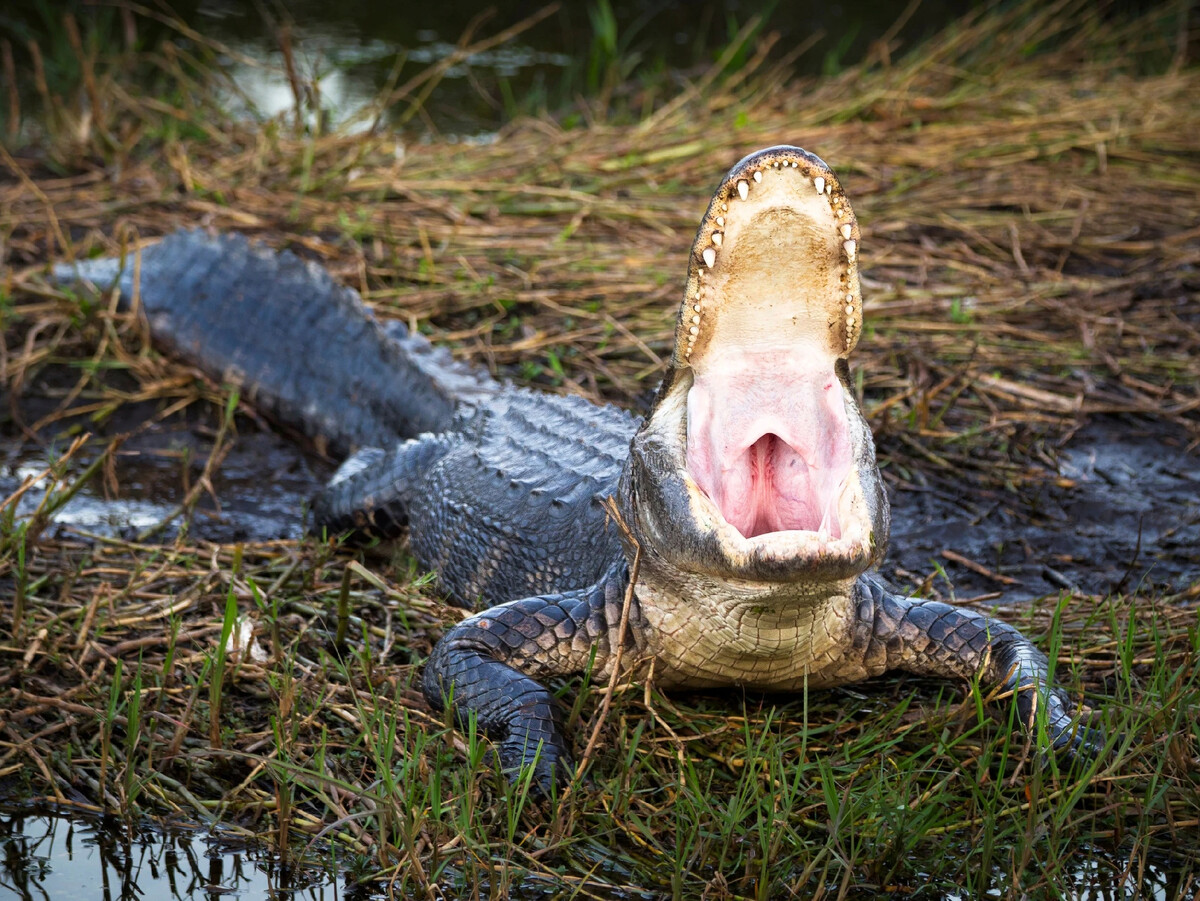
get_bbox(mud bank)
[886,418,1200,602]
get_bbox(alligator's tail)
[53,231,499,456]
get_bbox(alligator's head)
[622,145,888,595]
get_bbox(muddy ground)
[883,418,1199,602]
[5,366,1197,608]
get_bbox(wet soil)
[2,389,332,544]
[3,371,1198,900]
[884,419,1200,602]
[4,373,1197,604]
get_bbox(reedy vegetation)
[1,1,1198,897]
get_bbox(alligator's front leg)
[843,577,1101,756]
[423,565,633,790]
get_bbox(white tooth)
[825,182,832,194]
[703,247,716,267]
[693,304,701,312]
[692,315,700,324]
[843,239,856,259]
[846,292,854,302]
[841,224,852,239]
[689,325,699,335]
[711,232,723,246]
[737,180,749,200]
[845,304,854,314]
[752,170,762,183]
[715,216,724,226]
[814,176,825,194]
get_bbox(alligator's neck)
[634,571,858,690]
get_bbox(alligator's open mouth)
[627,147,884,581]
[644,145,882,573]
[678,146,863,543]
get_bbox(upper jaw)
[672,145,863,368]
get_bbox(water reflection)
[0,809,349,901]
[193,0,971,136]
[0,807,1190,900]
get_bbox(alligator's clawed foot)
[1022,687,1107,763]
[498,734,573,797]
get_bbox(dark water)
[4,0,1162,140]
[191,0,973,136]
[0,808,1189,900]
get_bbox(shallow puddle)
[0,808,348,901]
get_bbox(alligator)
[56,145,1099,789]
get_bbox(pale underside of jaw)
[680,152,863,542]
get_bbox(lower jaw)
[681,531,875,585]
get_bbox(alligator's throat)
[676,147,863,541]
[687,351,851,538]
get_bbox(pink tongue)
[686,353,851,538]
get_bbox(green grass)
[0,505,1197,894]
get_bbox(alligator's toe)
[1030,687,1107,762]
[1049,711,1107,761]
[499,733,572,796]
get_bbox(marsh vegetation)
[1,2,1198,897]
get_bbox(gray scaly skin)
[54,230,498,457]
[55,146,1099,792]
